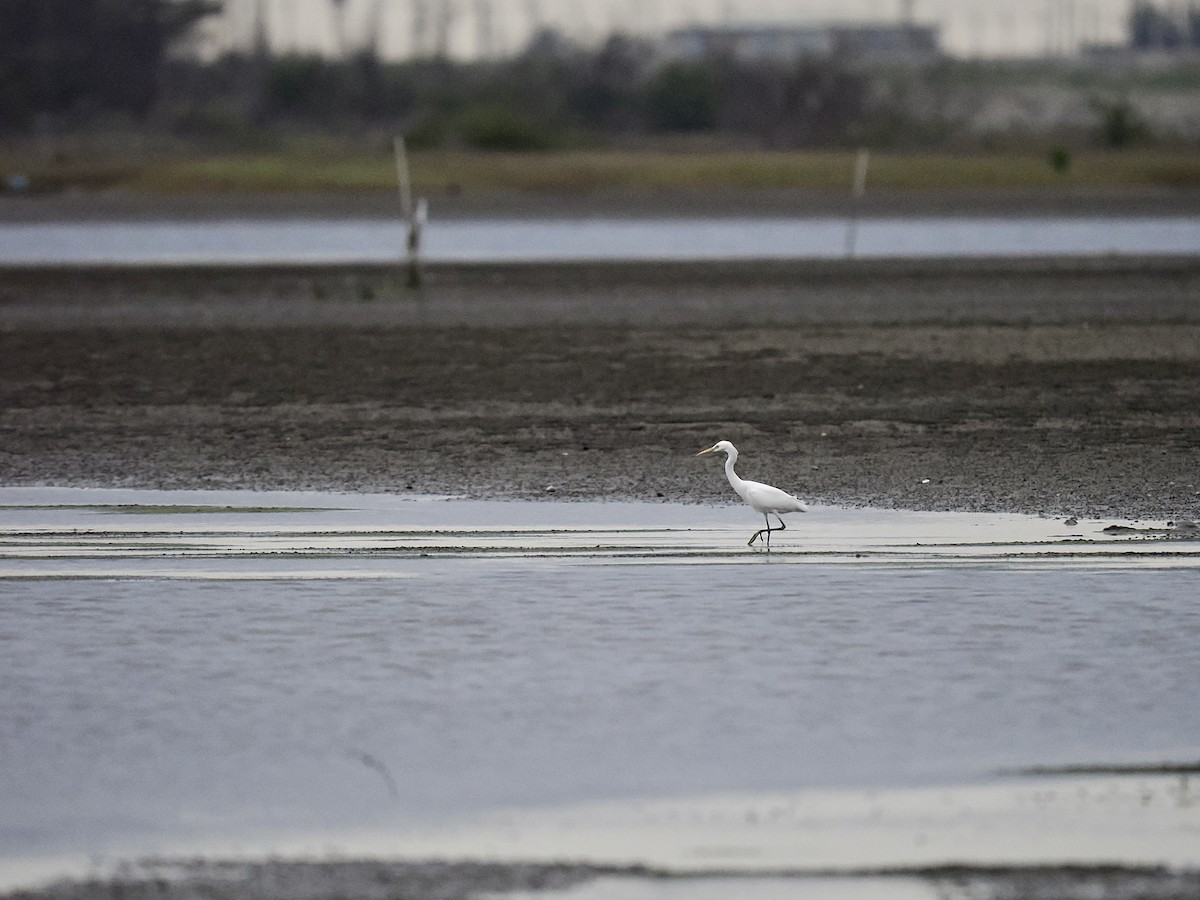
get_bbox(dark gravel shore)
[2,256,1199,520]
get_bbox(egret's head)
[696,440,735,458]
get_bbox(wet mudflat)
[1,488,1198,573]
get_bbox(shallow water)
[1,488,1198,888]
[3,216,1200,264]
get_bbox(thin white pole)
[393,134,413,223]
[845,147,870,258]
[393,135,424,287]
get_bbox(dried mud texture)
[2,259,1199,520]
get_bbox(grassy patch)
[6,148,1200,195]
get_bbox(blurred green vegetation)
[6,146,1199,195]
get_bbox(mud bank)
[1,257,1199,519]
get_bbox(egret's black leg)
[750,515,786,549]
[766,515,786,547]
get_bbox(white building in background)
[661,22,940,64]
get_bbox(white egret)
[696,440,808,547]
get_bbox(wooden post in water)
[393,135,426,288]
[844,147,870,258]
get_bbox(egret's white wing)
[743,480,808,514]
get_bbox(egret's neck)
[723,452,749,500]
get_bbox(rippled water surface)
[1,489,1198,884]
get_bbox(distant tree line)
[0,2,876,149]
[0,0,220,129]
[196,35,873,151]
[1129,1,1200,50]
[1,2,1197,149]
